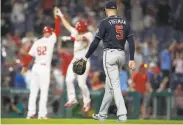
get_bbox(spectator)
[155,0,172,43]
[173,52,183,75]
[14,65,26,89]
[174,84,183,116]
[52,61,64,93]
[10,95,24,116]
[11,30,22,48]
[48,67,63,114]
[131,64,152,119]
[120,66,129,95]
[131,64,152,94]
[21,32,38,44]
[172,52,183,89]
[148,62,162,90]
[156,0,170,27]
[131,0,144,38]
[143,5,155,30]
[159,45,171,89]
[2,34,18,64]
[24,65,33,89]
[134,46,143,71]
[1,14,12,36]
[142,40,157,63]
[58,49,73,78]
[8,66,17,88]
[89,72,105,91]
[11,0,25,33]
[90,42,104,90]
[34,8,45,34]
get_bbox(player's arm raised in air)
[56,8,74,33]
[54,7,61,37]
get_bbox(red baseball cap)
[75,21,88,33]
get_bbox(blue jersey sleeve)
[126,24,133,38]
[126,25,135,60]
[95,21,106,40]
[85,37,101,58]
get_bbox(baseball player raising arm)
[21,7,61,119]
[74,0,135,122]
[56,9,92,112]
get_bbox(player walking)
[79,0,135,122]
[56,9,92,112]
[21,7,61,119]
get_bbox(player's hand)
[128,60,135,71]
[83,57,88,61]
[21,67,28,75]
[56,8,63,17]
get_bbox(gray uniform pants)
[99,49,127,117]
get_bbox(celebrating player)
[73,0,135,122]
[21,7,61,119]
[56,9,92,112]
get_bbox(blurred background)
[1,0,183,119]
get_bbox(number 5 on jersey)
[37,46,47,56]
[115,25,123,40]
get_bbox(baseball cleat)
[26,114,36,119]
[117,115,127,122]
[92,114,107,121]
[64,100,78,108]
[38,117,50,119]
[82,102,91,112]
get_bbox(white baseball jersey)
[71,28,93,58]
[29,33,56,66]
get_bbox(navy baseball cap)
[105,0,117,9]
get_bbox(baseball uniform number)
[37,46,47,56]
[115,25,123,40]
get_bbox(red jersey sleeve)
[21,54,33,67]
[54,17,61,37]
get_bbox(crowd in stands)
[1,0,183,118]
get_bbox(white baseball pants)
[27,64,50,118]
[65,58,91,105]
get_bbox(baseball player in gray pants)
[83,0,135,122]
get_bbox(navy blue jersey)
[85,15,135,60]
[96,15,132,50]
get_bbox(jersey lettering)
[115,25,123,40]
[37,46,47,56]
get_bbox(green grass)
[1,118,183,124]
